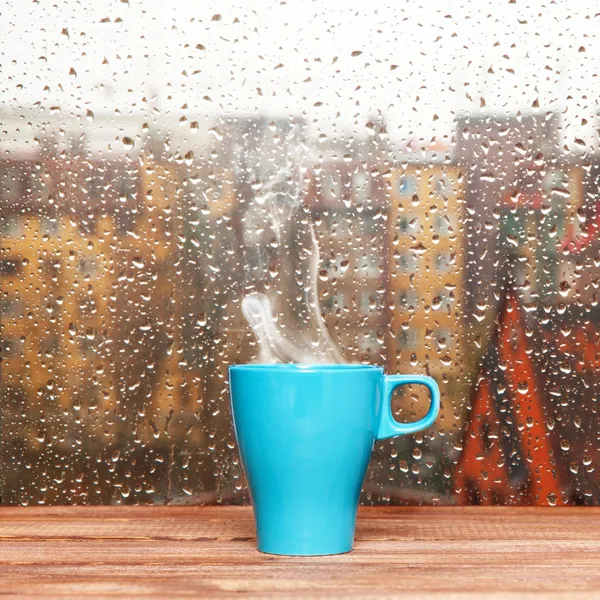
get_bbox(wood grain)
[0,506,599,598]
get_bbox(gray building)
[453,112,561,317]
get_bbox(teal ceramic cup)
[229,364,440,556]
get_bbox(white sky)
[1,0,599,152]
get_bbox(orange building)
[454,288,562,505]
[0,141,211,503]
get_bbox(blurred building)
[454,287,563,506]
[0,129,212,503]
[2,106,599,506]
[0,147,134,503]
[454,112,561,318]
[559,157,600,307]
[452,131,600,505]
[306,160,388,364]
[385,163,466,433]
[495,163,584,305]
[455,285,600,505]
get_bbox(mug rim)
[229,363,383,374]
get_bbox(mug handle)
[376,375,440,440]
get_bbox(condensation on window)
[0,0,599,507]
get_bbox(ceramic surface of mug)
[229,364,440,555]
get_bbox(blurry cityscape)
[1,105,599,506]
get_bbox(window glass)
[1,0,599,508]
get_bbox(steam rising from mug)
[238,121,345,364]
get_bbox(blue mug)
[229,364,440,555]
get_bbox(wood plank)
[0,507,599,598]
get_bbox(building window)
[0,217,22,238]
[432,329,453,350]
[0,298,21,317]
[79,335,98,356]
[196,173,227,211]
[435,252,454,273]
[357,333,379,352]
[0,167,23,201]
[398,289,419,310]
[78,295,98,319]
[0,337,20,357]
[397,215,420,235]
[0,258,21,277]
[353,170,369,203]
[2,0,598,510]
[79,257,99,278]
[397,252,418,273]
[396,174,416,197]
[115,170,139,196]
[41,217,60,237]
[323,170,342,202]
[362,214,378,235]
[397,329,419,349]
[358,292,380,315]
[323,256,346,276]
[323,292,346,314]
[542,169,568,194]
[42,259,61,280]
[359,254,381,279]
[29,169,51,201]
[432,291,452,311]
[434,214,456,236]
[433,175,450,196]
[88,171,107,198]
[40,335,61,357]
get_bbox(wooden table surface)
[1,506,599,598]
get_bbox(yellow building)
[0,151,202,501]
[1,212,119,451]
[386,163,465,432]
